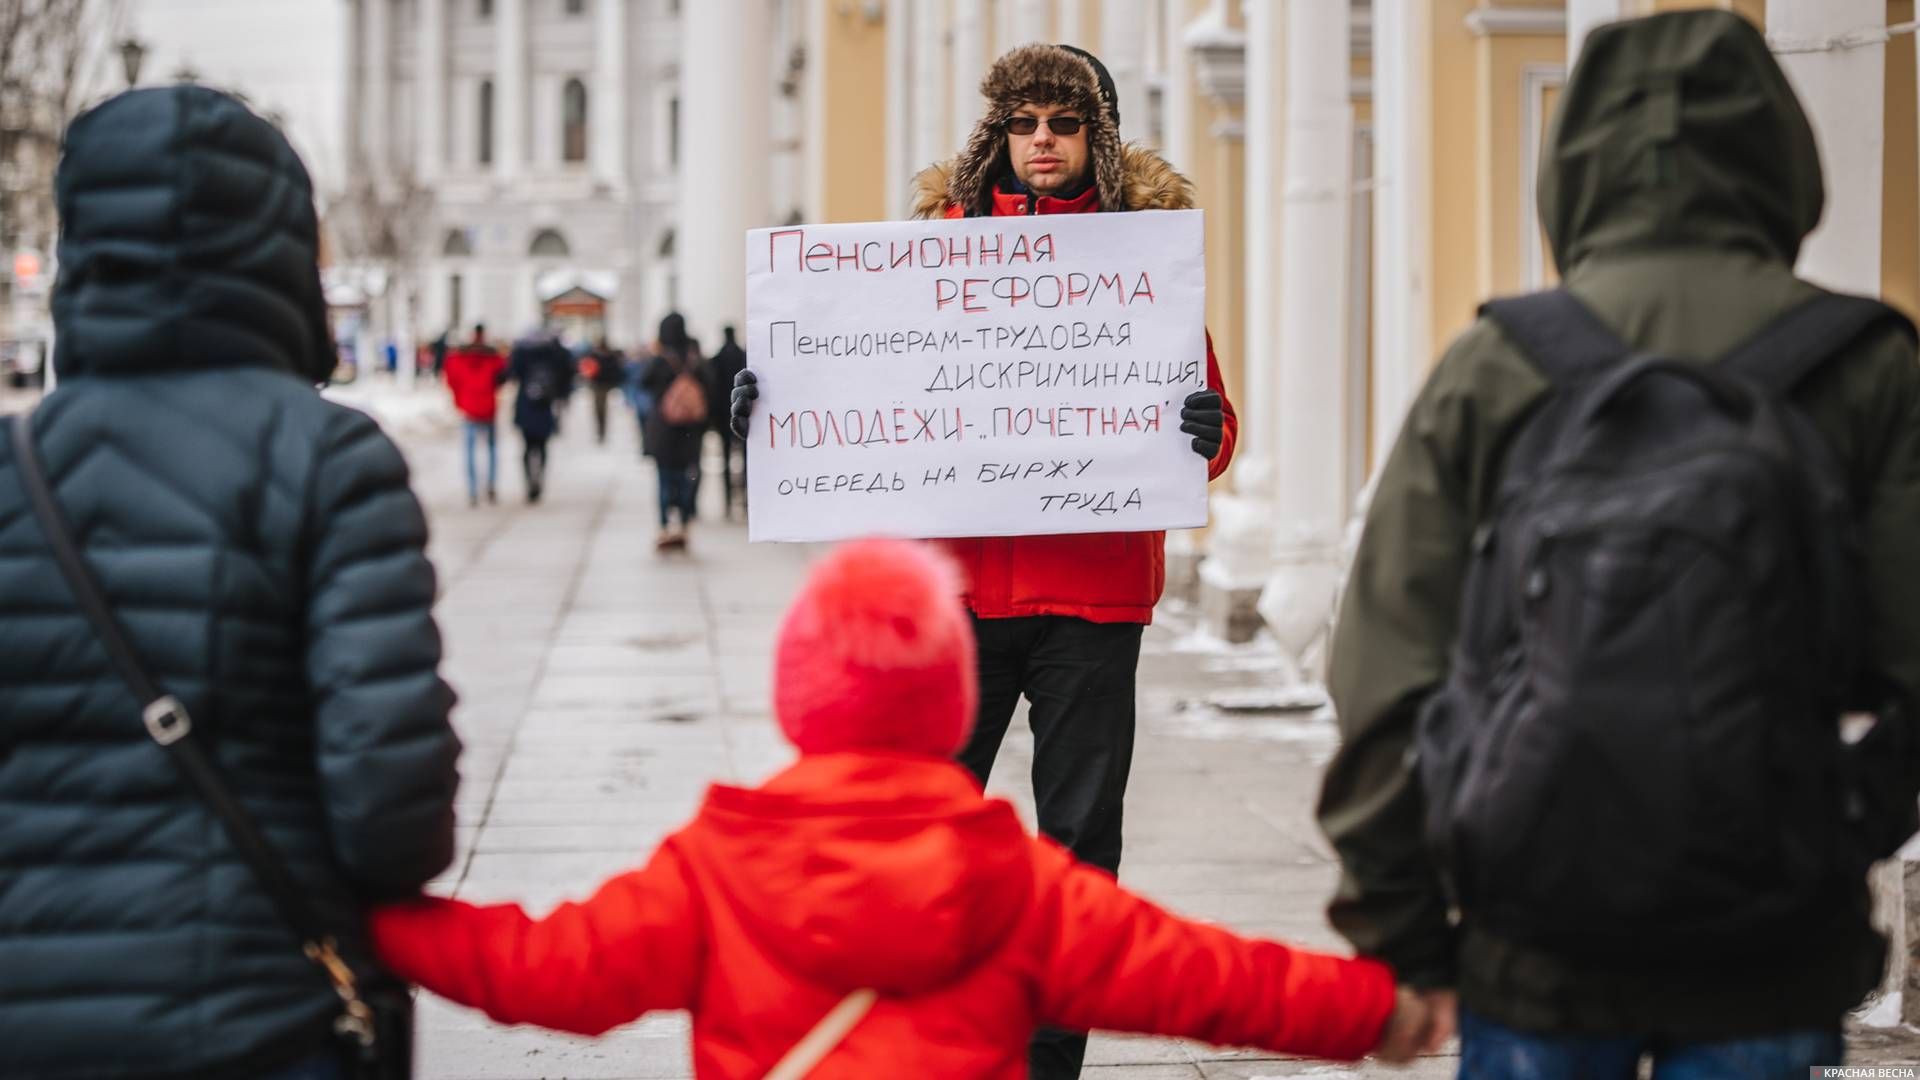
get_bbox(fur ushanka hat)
[949,43,1127,217]
[913,43,1195,220]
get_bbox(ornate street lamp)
[118,37,147,87]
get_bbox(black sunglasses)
[1005,116,1084,136]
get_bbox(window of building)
[562,78,588,163]
[565,0,585,13]
[443,228,474,256]
[478,80,494,165]
[449,274,464,329]
[479,0,493,16]
[530,229,571,257]
[667,95,679,167]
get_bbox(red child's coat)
[372,752,1396,1078]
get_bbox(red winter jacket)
[444,344,506,422]
[936,185,1238,624]
[370,753,1394,1079]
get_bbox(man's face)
[1006,102,1091,197]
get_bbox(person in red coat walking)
[370,539,1439,1079]
[729,45,1238,1077]
[443,323,506,507]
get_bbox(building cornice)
[1185,9,1246,107]
[1464,8,1567,37]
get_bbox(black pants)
[719,431,746,517]
[522,437,549,500]
[590,385,612,443]
[956,613,1144,1080]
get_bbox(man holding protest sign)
[732,42,1235,1080]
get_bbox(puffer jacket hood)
[680,753,1033,995]
[1541,10,1823,274]
[52,86,334,383]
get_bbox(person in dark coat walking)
[582,336,628,445]
[707,325,748,518]
[0,86,461,1080]
[641,312,709,550]
[509,326,574,503]
[1320,13,1920,1073]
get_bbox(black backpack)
[1416,288,1912,960]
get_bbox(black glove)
[729,369,758,440]
[1180,389,1224,461]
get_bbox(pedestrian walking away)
[642,312,710,551]
[446,322,506,506]
[708,325,748,519]
[731,42,1237,1080]
[509,325,574,504]
[0,85,461,1080]
[368,539,1444,1079]
[582,336,628,445]
[1319,12,1920,1079]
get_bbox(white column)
[1770,0,1884,296]
[1159,0,1192,170]
[416,0,445,179]
[1255,0,1353,681]
[950,0,988,153]
[364,0,391,175]
[1566,0,1628,69]
[886,0,914,217]
[1005,0,1050,46]
[594,0,629,189]
[346,0,366,172]
[1058,0,1085,47]
[1370,0,1430,468]
[495,0,526,181]
[1195,0,1279,629]
[680,0,772,347]
[1099,0,1148,144]
[910,0,946,181]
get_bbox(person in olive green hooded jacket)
[1319,9,1920,1069]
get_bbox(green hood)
[1542,10,1824,274]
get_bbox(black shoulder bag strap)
[7,410,381,1055]
[1719,292,1916,395]
[1480,288,1634,386]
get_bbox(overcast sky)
[120,0,347,189]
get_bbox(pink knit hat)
[773,539,977,756]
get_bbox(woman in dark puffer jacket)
[0,86,461,1080]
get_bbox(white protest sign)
[744,209,1208,543]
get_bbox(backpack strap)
[1719,293,1916,395]
[1480,289,1632,387]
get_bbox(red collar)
[987,182,1101,217]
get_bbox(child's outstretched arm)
[370,844,704,1035]
[1029,842,1399,1061]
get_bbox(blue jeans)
[463,418,496,501]
[657,461,697,527]
[258,1050,345,1080]
[1459,1010,1842,1080]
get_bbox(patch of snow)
[1856,991,1903,1028]
[1206,685,1326,712]
[323,380,459,437]
[1160,702,1340,745]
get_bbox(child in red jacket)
[370,539,1439,1078]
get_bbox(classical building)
[341,0,686,349]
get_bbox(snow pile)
[324,379,458,437]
